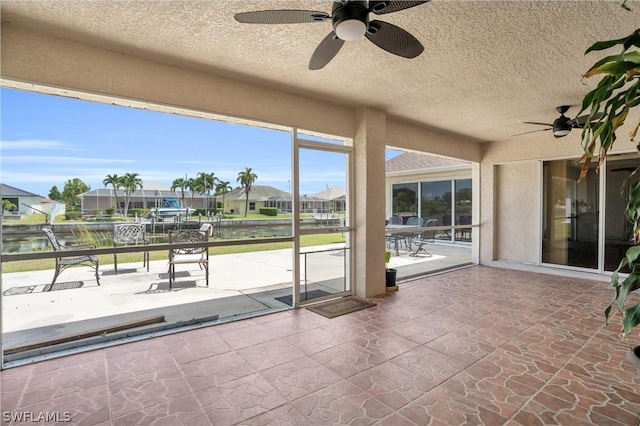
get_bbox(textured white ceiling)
[1,1,638,143]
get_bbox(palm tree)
[103,174,122,217]
[215,180,232,214]
[120,172,143,219]
[171,177,188,209]
[186,177,197,216]
[197,171,217,212]
[237,167,258,217]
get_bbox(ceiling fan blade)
[369,1,431,15]
[234,10,330,24]
[309,32,345,70]
[572,112,605,128]
[523,121,554,127]
[512,128,552,137]
[365,20,424,58]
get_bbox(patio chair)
[457,215,472,240]
[168,230,209,289]
[409,218,438,257]
[113,223,149,274]
[404,216,424,247]
[199,223,213,237]
[42,227,100,289]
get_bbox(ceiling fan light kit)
[234,0,429,70]
[552,115,572,138]
[332,1,368,41]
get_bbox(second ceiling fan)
[516,105,602,138]
[234,1,429,70]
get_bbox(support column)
[479,161,495,264]
[353,108,386,297]
[471,162,481,265]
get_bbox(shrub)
[260,207,278,216]
[104,208,115,216]
[129,208,149,218]
[65,211,82,220]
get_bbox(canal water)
[2,224,294,254]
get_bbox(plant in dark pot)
[385,250,397,288]
[577,23,640,369]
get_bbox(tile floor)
[1,266,640,425]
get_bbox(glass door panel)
[421,181,452,241]
[605,156,639,272]
[542,160,599,269]
[295,145,351,305]
[455,179,472,242]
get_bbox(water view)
[2,224,295,253]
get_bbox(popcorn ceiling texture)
[1,1,638,143]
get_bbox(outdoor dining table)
[385,224,419,256]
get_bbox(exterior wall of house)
[226,199,265,215]
[81,194,208,213]
[494,161,540,264]
[8,196,41,214]
[482,136,638,267]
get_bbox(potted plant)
[385,250,398,289]
[577,21,640,368]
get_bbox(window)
[249,202,256,211]
[391,183,418,219]
[421,181,451,225]
[455,179,472,241]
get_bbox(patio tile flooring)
[2,265,640,425]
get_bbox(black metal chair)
[457,215,472,240]
[404,216,424,248]
[42,227,100,289]
[409,218,438,257]
[168,230,209,289]
[113,223,149,274]
[386,216,405,249]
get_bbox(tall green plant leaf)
[585,29,640,53]
[623,304,640,339]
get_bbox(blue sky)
[1,88,400,197]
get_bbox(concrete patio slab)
[1,243,470,355]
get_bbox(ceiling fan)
[515,105,603,138]
[234,1,429,70]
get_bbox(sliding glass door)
[542,155,639,272]
[604,156,639,272]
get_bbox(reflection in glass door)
[605,156,639,272]
[293,134,352,306]
[542,160,599,269]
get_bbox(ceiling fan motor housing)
[332,1,369,41]
[552,115,572,138]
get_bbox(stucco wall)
[494,161,540,264]
[1,24,480,164]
